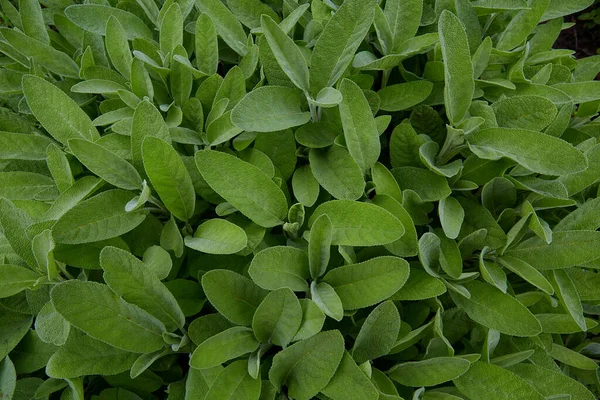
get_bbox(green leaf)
[309,200,405,246]
[449,280,542,336]
[309,0,377,95]
[439,10,474,125]
[309,146,365,200]
[291,165,320,207]
[231,86,311,132]
[0,132,52,161]
[204,360,261,400]
[372,162,403,203]
[46,334,138,379]
[559,144,600,196]
[22,75,99,144]
[0,357,16,400]
[188,314,233,346]
[252,288,302,347]
[71,79,127,95]
[312,87,344,108]
[0,197,37,268]
[190,327,259,370]
[195,150,288,228]
[492,96,557,131]
[389,123,426,168]
[505,230,600,270]
[378,81,433,112]
[385,0,422,52]
[20,0,49,43]
[185,219,247,255]
[0,172,54,200]
[160,3,183,56]
[497,0,550,51]
[321,352,379,400]
[131,101,171,172]
[468,128,587,175]
[338,79,380,172]
[536,313,597,334]
[323,256,410,310]
[509,363,596,400]
[100,246,185,331]
[550,269,586,332]
[453,362,544,400]
[52,190,147,244]
[497,256,554,295]
[206,110,243,146]
[295,122,340,149]
[391,167,452,202]
[51,280,167,353]
[142,137,195,221]
[69,139,142,191]
[388,357,470,387]
[0,29,79,78]
[0,308,32,360]
[352,301,400,364]
[261,15,309,93]
[201,269,267,326]
[391,268,446,301]
[371,195,418,257]
[292,299,325,342]
[457,196,507,250]
[32,228,57,279]
[34,302,70,346]
[269,330,345,400]
[195,13,219,76]
[310,281,344,322]
[105,16,132,78]
[439,197,464,240]
[0,265,40,298]
[549,343,598,370]
[308,214,333,280]
[249,246,309,292]
[196,0,248,56]
[65,4,153,40]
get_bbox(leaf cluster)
[0,0,599,400]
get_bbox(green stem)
[308,101,318,122]
[381,69,391,89]
[59,263,75,280]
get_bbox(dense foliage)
[0,0,600,399]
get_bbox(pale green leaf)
[468,128,587,175]
[449,281,542,336]
[439,10,474,125]
[100,246,185,331]
[201,269,267,326]
[69,139,142,191]
[453,362,544,400]
[309,200,405,246]
[269,330,345,400]
[323,256,410,310]
[231,86,311,132]
[189,327,259,370]
[309,146,365,201]
[388,357,470,387]
[51,280,167,353]
[339,78,380,172]
[52,190,147,244]
[185,219,247,255]
[23,75,99,144]
[252,288,302,347]
[309,0,377,95]
[195,150,288,228]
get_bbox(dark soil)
[554,3,600,59]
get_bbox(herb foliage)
[0,0,599,399]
